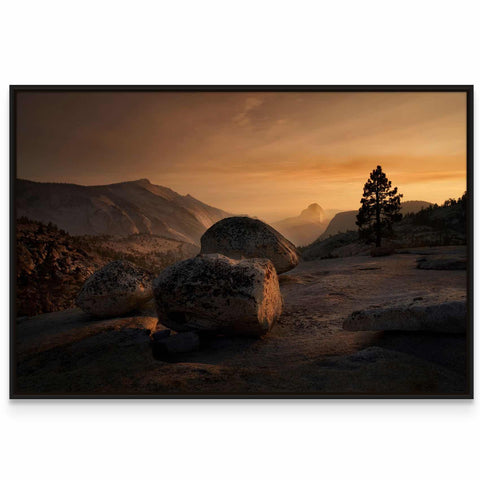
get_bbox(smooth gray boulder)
[343,301,467,333]
[200,216,299,274]
[76,260,153,317]
[153,254,283,336]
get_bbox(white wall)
[1,2,478,479]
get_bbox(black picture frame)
[9,85,474,399]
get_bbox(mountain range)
[16,178,231,245]
[16,178,435,250]
[301,197,465,260]
[272,203,331,246]
[317,200,433,240]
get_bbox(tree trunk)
[375,189,381,247]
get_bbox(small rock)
[343,301,466,333]
[152,331,200,359]
[153,254,283,336]
[200,216,299,274]
[151,329,171,342]
[76,260,153,317]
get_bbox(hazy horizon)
[16,175,461,224]
[16,91,466,222]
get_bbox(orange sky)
[16,91,467,222]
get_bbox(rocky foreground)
[14,246,468,396]
[16,218,198,316]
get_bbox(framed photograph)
[10,85,473,398]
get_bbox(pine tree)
[356,165,403,247]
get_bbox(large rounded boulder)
[153,254,283,336]
[76,260,153,317]
[200,217,299,274]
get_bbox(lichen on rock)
[76,260,153,317]
[200,217,299,274]
[153,253,283,336]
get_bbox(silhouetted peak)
[133,178,151,186]
[299,203,325,221]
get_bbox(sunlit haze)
[16,91,466,222]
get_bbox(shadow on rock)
[150,329,263,364]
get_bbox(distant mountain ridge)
[317,200,433,241]
[16,178,232,245]
[300,197,465,261]
[272,203,330,246]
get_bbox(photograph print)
[10,86,473,398]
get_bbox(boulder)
[76,260,153,317]
[343,301,466,333]
[153,254,283,336]
[200,217,299,274]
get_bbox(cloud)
[17,91,467,220]
[232,96,264,126]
